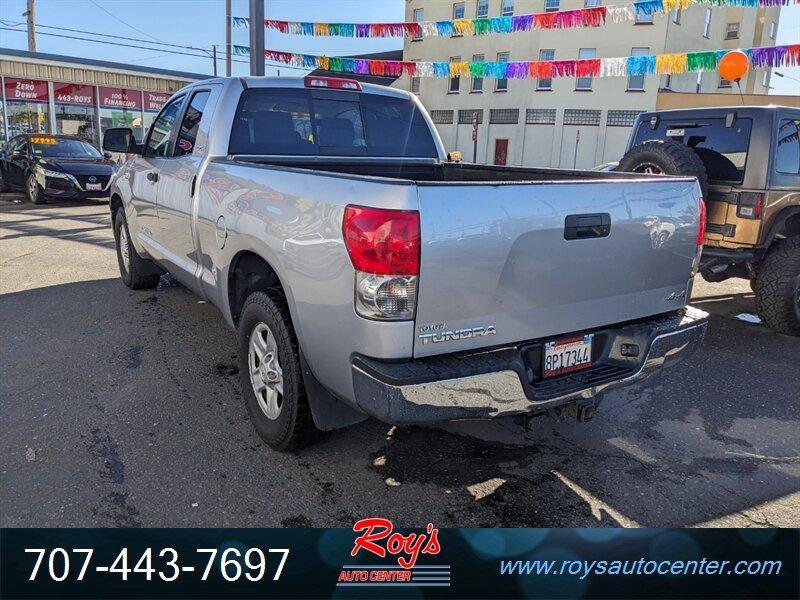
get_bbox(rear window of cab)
[229,88,438,158]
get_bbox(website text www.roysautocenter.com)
[500,557,783,579]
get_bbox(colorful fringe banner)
[236,0,797,38]
[259,44,798,80]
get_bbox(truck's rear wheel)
[754,236,800,337]
[113,209,161,289]
[237,291,319,451]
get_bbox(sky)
[0,0,797,94]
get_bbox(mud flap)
[299,351,368,431]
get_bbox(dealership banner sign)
[98,87,144,111]
[4,78,49,103]
[1,526,797,598]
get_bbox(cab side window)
[174,91,210,157]
[775,119,800,175]
[144,96,184,158]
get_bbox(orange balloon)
[718,50,749,82]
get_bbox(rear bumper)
[351,307,708,424]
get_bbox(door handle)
[564,213,611,240]
[146,171,159,183]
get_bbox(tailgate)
[413,178,701,358]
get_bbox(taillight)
[736,192,763,219]
[696,197,707,246]
[343,205,420,321]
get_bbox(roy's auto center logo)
[336,518,451,588]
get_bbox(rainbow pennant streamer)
[241,44,800,79]
[232,0,797,37]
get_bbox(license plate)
[543,334,593,378]
[86,183,102,191]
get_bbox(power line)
[0,24,308,71]
[89,0,167,45]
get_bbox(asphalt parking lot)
[1,194,798,529]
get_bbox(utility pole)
[212,45,218,76]
[248,0,265,76]
[25,0,36,52]
[225,0,232,76]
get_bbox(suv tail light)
[736,192,763,219]
[696,197,707,246]
[304,76,362,91]
[343,205,420,321]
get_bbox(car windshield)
[633,117,752,184]
[30,137,103,159]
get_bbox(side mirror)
[103,151,113,160]
[103,128,141,155]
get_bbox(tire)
[617,140,709,198]
[754,236,800,337]
[113,209,161,290]
[237,291,319,451]
[26,173,45,204]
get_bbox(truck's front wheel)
[754,236,800,337]
[113,209,161,289]
[238,291,319,451]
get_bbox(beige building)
[396,0,783,168]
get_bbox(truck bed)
[227,156,655,184]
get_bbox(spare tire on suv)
[616,140,709,197]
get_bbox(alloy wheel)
[248,322,284,420]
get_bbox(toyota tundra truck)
[103,76,708,450]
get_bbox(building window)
[563,109,601,126]
[719,77,732,88]
[495,52,510,91]
[762,71,769,88]
[430,110,454,124]
[459,109,483,124]
[696,71,703,93]
[663,74,672,89]
[449,56,461,93]
[411,76,420,94]
[545,0,560,12]
[635,8,653,24]
[471,54,484,92]
[476,0,489,18]
[607,110,643,127]
[412,8,423,40]
[725,22,739,39]
[53,82,98,144]
[453,2,465,19]
[526,108,557,124]
[672,8,681,24]
[584,0,601,6]
[628,47,649,91]
[703,8,712,38]
[770,21,777,39]
[99,87,144,141]
[501,0,514,16]
[537,49,555,90]
[4,78,51,136]
[489,109,519,124]
[576,48,596,90]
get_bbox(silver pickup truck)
[103,76,708,450]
